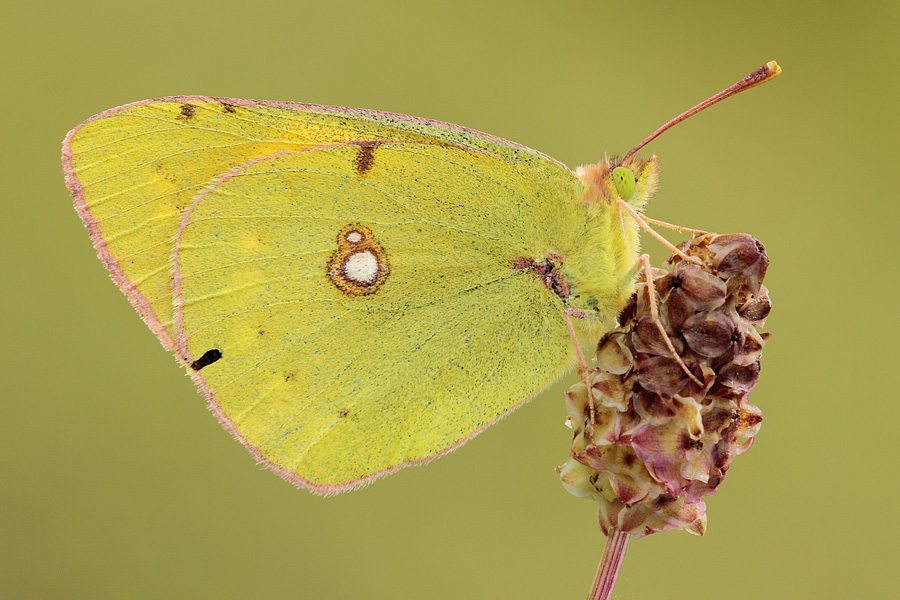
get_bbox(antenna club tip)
[624,61,782,159]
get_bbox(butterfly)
[62,62,780,494]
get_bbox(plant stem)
[588,528,630,600]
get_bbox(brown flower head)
[558,233,770,538]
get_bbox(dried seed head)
[558,233,770,538]
[682,312,736,358]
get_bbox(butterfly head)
[575,154,660,213]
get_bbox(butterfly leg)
[617,199,703,265]
[564,308,598,443]
[638,254,703,387]
[640,215,706,235]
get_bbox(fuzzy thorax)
[558,155,660,338]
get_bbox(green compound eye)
[612,166,636,201]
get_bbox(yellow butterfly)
[62,63,780,494]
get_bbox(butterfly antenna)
[623,61,781,160]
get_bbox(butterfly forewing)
[63,98,572,350]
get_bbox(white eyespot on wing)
[343,250,380,284]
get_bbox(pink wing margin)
[62,105,177,349]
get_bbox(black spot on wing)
[190,349,222,371]
[178,103,196,120]
[512,254,570,300]
[353,141,380,177]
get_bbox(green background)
[3,1,896,598]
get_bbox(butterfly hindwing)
[173,142,580,491]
